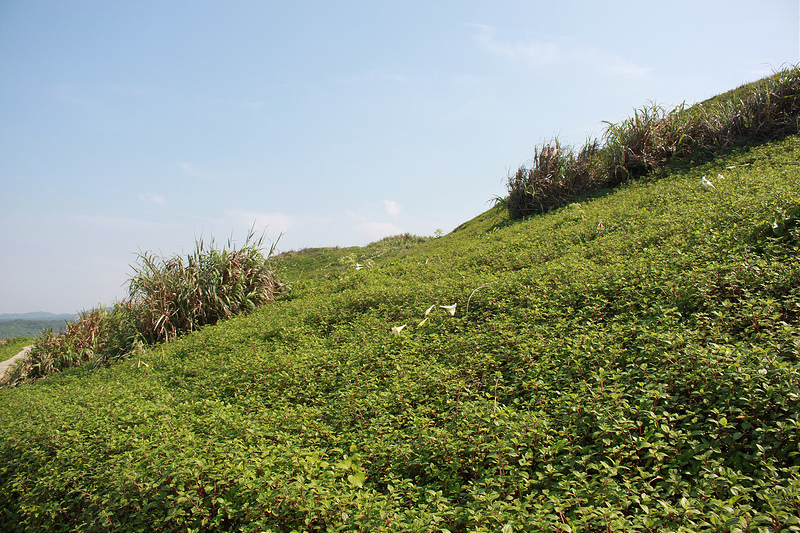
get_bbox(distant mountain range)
[0,312,77,322]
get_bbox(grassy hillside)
[0,133,797,531]
[269,233,433,283]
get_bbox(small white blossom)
[701,176,716,189]
[391,324,406,335]
[440,303,457,316]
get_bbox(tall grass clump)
[693,65,800,150]
[128,231,282,344]
[601,102,690,185]
[503,137,600,218]
[1,231,282,386]
[504,65,800,218]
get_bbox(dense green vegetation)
[1,72,799,531]
[0,338,33,364]
[269,233,433,282]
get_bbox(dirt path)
[0,345,31,377]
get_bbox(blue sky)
[1,0,797,314]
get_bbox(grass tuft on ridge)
[504,65,800,218]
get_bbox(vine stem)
[465,285,489,315]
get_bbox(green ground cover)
[0,338,33,364]
[0,134,798,531]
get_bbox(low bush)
[503,138,600,217]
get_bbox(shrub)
[601,102,688,185]
[3,308,110,385]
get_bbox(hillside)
[1,92,799,530]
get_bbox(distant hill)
[0,315,75,339]
[0,312,77,322]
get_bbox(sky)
[1,0,798,314]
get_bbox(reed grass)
[2,231,282,386]
[504,65,800,218]
[128,231,282,343]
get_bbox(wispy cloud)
[53,84,97,107]
[581,47,652,78]
[355,221,403,240]
[344,69,427,84]
[470,24,651,78]
[107,83,159,96]
[139,193,166,205]
[180,162,217,181]
[384,200,402,217]
[471,24,558,65]
[225,209,295,236]
[195,95,265,112]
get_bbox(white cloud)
[471,24,650,78]
[582,47,652,78]
[471,24,559,66]
[384,200,402,217]
[179,162,218,181]
[225,209,295,236]
[354,221,403,241]
[139,193,166,205]
[344,70,427,84]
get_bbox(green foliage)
[270,232,432,283]
[1,97,800,531]
[752,198,800,245]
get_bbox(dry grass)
[504,138,600,218]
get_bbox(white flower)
[439,303,457,316]
[391,324,406,335]
[423,304,436,316]
[701,176,716,189]
[355,263,364,270]
[717,173,726,180]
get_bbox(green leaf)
[347,472,366,488]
